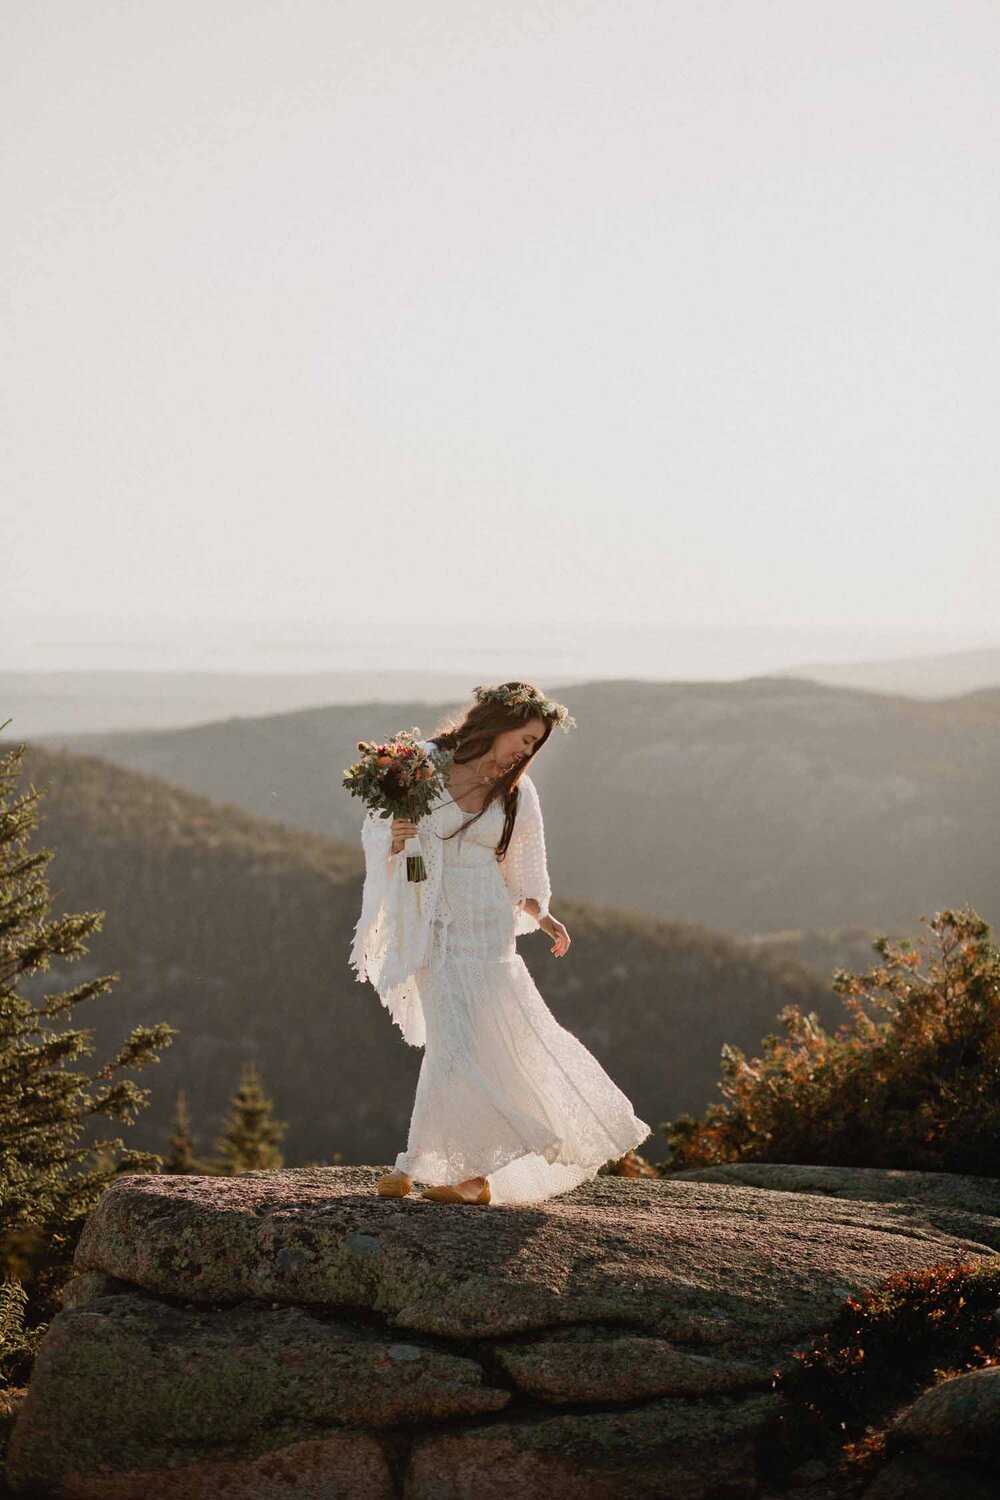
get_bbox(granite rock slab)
[8,1165,999,1499]
[669,1163,1000,1252]
[70,1165,997,1344]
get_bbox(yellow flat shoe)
[420,1176,490,1205]
[377,1170,414,1197]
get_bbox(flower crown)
[472,683,577,733]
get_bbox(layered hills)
[9,741,835,1169]
[25,675,998,939]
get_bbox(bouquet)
[342,729,454,882]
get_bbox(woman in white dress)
[348,682,651,1207]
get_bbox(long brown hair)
[427,682,555,860]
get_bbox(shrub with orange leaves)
[663,906,1000,1175]
[761,1255,1000,1483]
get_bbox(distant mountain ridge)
[5,642,997,741]
[18,674,999,941]
[773,644,1000,699]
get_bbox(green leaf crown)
[471,683,577,733]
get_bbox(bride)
[348,681,651,1206]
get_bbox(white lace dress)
[350,768,651,1205]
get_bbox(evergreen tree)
[212,1061,286,1174]
[0,729,176,1386]
[163,1087,199,1174]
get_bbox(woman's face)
[492,717,547,771]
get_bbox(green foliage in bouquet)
[342,728,454,819]
[663,906,1000,1175]
[343,729,456,882]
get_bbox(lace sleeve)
[347,807,426,1048]
[348,807,395,983]
[500,773,552,934]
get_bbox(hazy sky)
[3,1,998,645]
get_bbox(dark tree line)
[0,729,292,1405]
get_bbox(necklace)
[456,754,501,785]
[446,756,501,815]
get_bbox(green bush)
[664,906,1000,1173]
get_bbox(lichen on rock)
[6,1163,997,1499]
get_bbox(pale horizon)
[2,610,997,681]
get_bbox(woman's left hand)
[540,915,570,957]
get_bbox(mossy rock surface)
[884,1364,1000,1465]
[70,1164,996,1341]
[406,1391,784,1499]
[7,1164,999,1499]
[5,1285,509,1482]
[669,1163,1000,1250]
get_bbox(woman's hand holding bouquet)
[389,818,420,856]
[343,729,454,882]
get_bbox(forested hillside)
[10,741,836,1167]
